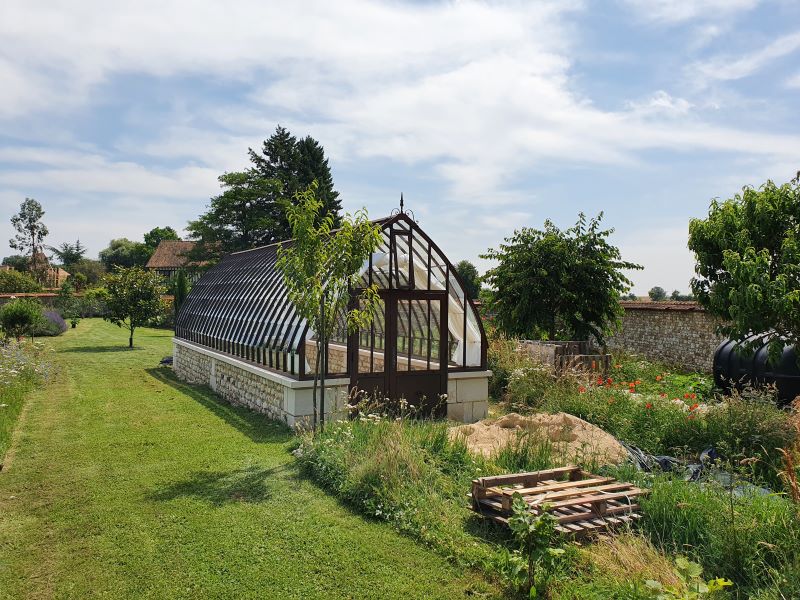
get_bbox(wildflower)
[656,375,662,381]
[645,402,653,409]
[606,377,613,385]
[596,377,604,385]
[690,393,697,400]
[689,403,699,411]
[684,392,691,399]
[578,386,587,393]
[614,364,622,369]
[635,379,641,385]
[659,392,667,398]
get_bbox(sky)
[1,0,798,295]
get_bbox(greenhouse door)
[349,290,448,418]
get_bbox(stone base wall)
[174,339,349,428]
[605,303,723,372]
[447,373,489,423]
[174,338,490,425]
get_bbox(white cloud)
[626,91,693,117]
[623,0,759,24]
[689,30,800,83]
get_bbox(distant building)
[29,251,70,288]
[146,240,203,281]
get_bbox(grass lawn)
[0,319,493,599]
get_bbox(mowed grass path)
[0,320,491,599]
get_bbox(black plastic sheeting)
[621,441,771,496]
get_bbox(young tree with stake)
[277,185,382,430]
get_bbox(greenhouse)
[173,210,490,426]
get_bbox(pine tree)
[248,126,342,238]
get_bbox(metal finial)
[400,193,404,213]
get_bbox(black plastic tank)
[713,334,800,403]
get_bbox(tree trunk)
[129,328,134,348]
[311,340,321,431]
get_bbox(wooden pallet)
[470,466,646,539]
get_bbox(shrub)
[32,310,67,337]
[0,298,44,340]
[639,476,800,595]
[0,269,41,293]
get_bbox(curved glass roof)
[175,213,486,377]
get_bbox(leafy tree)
[55,281,80,327]
[68,259,106,289]
[0,270,42,293]
[0,298,44,341]
[143,226,180,250]
[277,184,381,429]
[623,292,638,301]
[98,266,167,348]
[648,286,667,301]
[670,289,694,301]
[455,260,481,300]
[187,171,282,259]
[249,125,342,236]
[49,240,87,269]
[482,213,641,343]
[99,238,151,270]
[2,255,29,271]
[9,198,48,280]
[173,269,189,319]
[689,178,800,362]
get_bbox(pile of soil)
[450,412,628,465]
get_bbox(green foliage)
[0,298,44,340]
[482,213,641,343]
[68,258,106,289]
[173,269,189,318]
[249,125,342,236]
[689,179,800,362]
[671,290,694,301]
[455,260,481,300]
[2,255,29,271]
[143,226,179,250]
[98,267,167,347]
[489,339,795,488]
[99,238,151,270]
[9,198,48,277]
[48,240,87,268]
[644,557,732,599]
[649,287,667,302]
[506,493,564,597]
[639,476,800,595]
[277,185,382,426]
[0,269,42,293]
[54,281,80,327]
[186,170,283,260]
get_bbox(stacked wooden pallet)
[470,466,646,539]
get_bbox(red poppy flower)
[656,375,662,381]
[645,402,653,409]
[689,403,699,411]
[579,386,587,393]
[684,393,691,399]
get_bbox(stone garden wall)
[605,302,723,372]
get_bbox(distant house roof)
[146,240,198,270]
